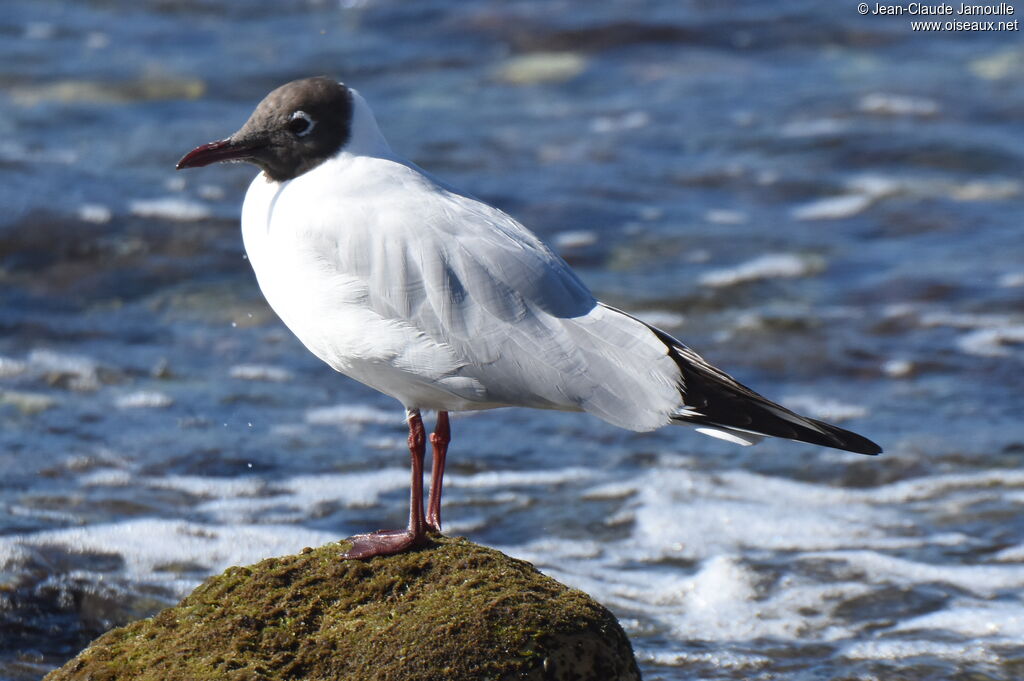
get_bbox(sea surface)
[2,1,1024,679]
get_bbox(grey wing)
[353,191,685,430]
[327,186,881,451]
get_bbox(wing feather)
[300,162,880,452]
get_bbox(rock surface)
[45,535,641,681]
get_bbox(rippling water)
[2,1,1023,679]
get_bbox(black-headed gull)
[178,77,880,559]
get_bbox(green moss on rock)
[46,536,641,681]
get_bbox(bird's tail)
[642,322,882,455]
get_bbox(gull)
[177,77,881,559]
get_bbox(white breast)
[240,156,494,411]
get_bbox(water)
[1,1,1023,678]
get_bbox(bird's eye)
[287,110,315,137]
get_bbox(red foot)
[340,409,444,560]
[341,529,428,560]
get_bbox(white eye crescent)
[288,110,316,137]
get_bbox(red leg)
[426,411,450,533]
[341,408,428,560]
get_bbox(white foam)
[0,390,57,413]
[198,184,225,200]
[269,423,311,438]
[858,92,940,116]
[590,111,649,133]
[553,230,598,250]
[144,474,269,499]
[699,254,824,288]
[892,600,1024,639]
[636,648,772,670]
[27,349,101,390]
[807,550,1024,598]
[0,519,337,593]
[653,562,870,641]
[279,470,409,508]
[502,538,607,564]
[446,467,596,489]
[495,52,587,85]
[509,539,872,643]
[164,176,186,192]
[920,311,1016,329]
[364,435,405,450]
[75,465,597,533]
[842,639,998,664]
[83,465,1018,573]
[704,208,748,225]
[675,555,755,612]
[77,203,112,224]
[192,469,411,524]
[994,543,1024,562]
[114,390,174,409]
[84,32,110,50]
[957,325,1024,357]
[29,349,98,371]
[621,469,1004,558]
[780,118,848,138]
[627,478,899,560]
[19,459,1024,660]
[229,364,294,382]
[5,503,80,525]
[847,175,905,199]
[79,469,134,487]
[305,403,399,427]
[949,179,1020,201]
[865,469,1024,504]
[882,358,914,377]
[999,272,1024,288]
[492,466,1024,651]
[129,197,211,222]
[24,22,56,40]
[76,466,410,523]
[792,194,873,220]
[0,356,27,378]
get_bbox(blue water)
[2,1,1024,679]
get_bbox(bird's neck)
[339,89,394,160]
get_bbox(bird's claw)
[340,529,427,560]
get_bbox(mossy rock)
[46,535,641,681]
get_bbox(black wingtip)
[676,411,883,456]
[818,422,883,456]
[613,308,884,457]
[643,323,883,456]
[857,442,883,456]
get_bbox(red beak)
[176,138,258,170]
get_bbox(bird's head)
[176,76,355,182]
